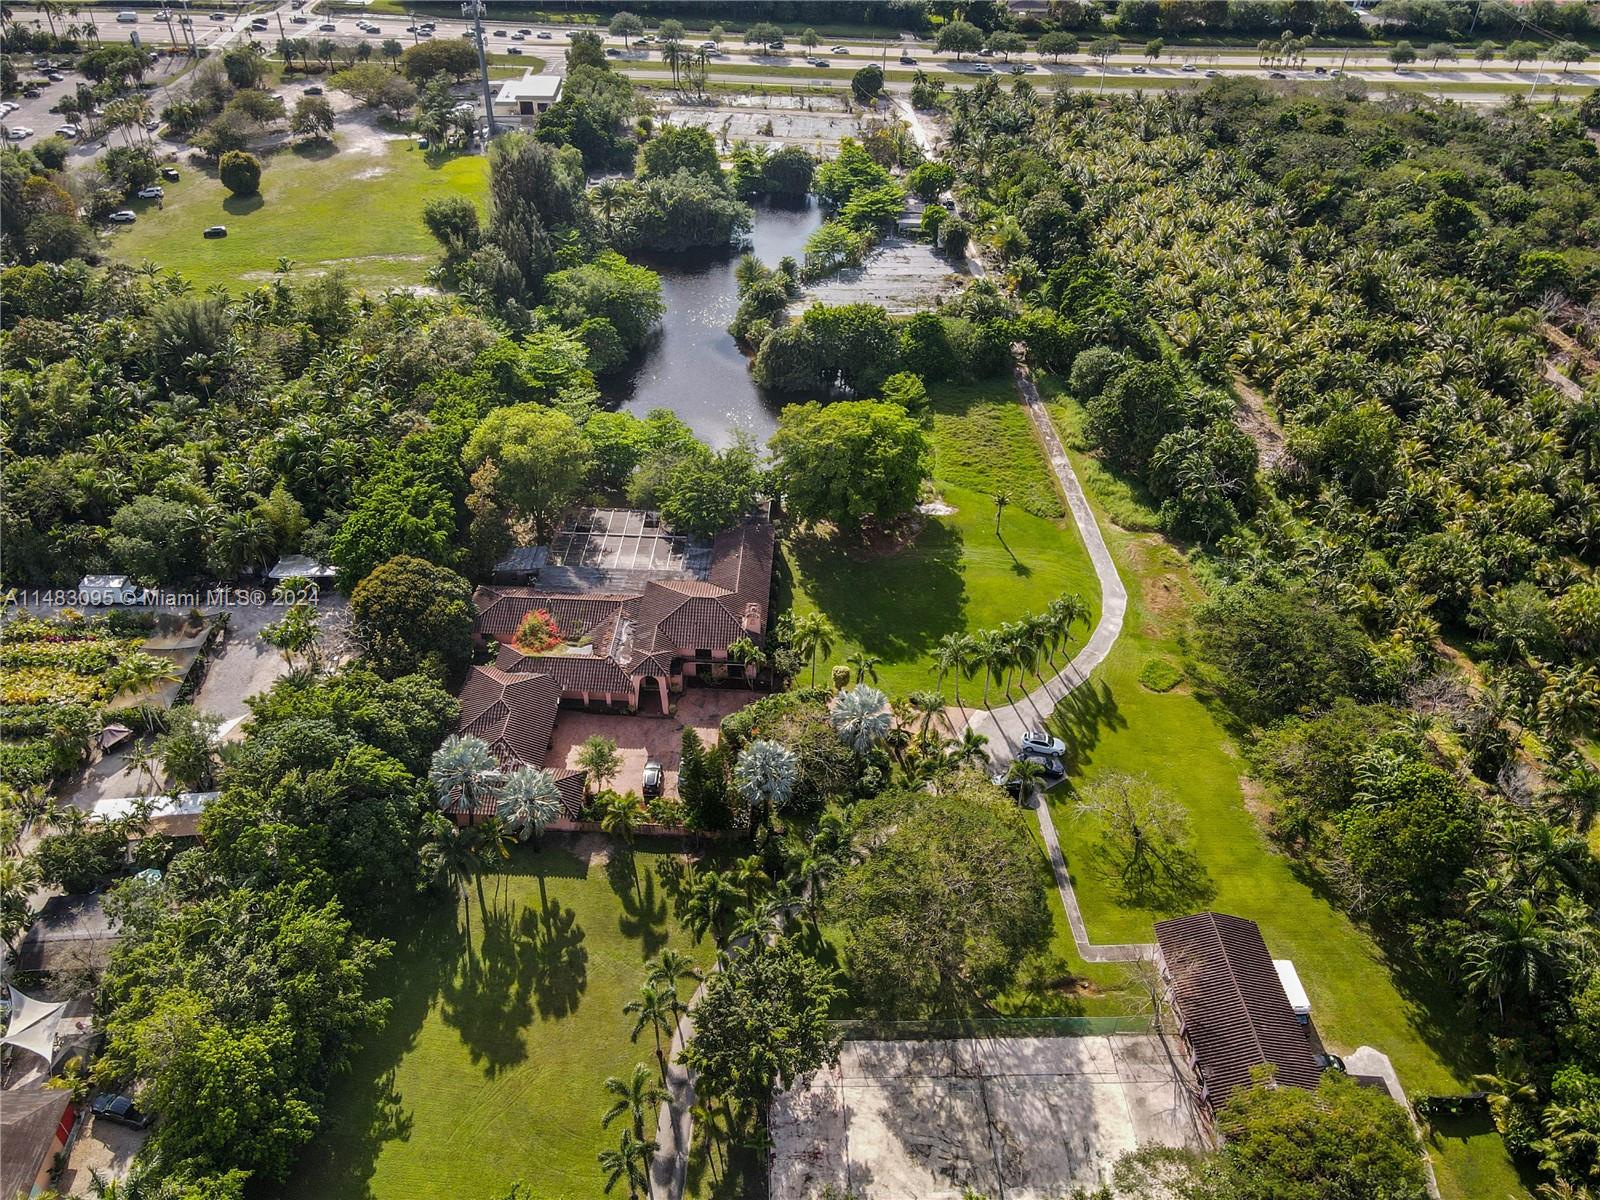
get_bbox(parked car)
[92,1093,153,1129]
[5,127,34,139]
[45,70,65,81]
[136,185,164,199]
[108,209,136,222]
[641,761,663,799]
[21,88,40,98]
[162,166,180,181]
[991,769,1026,800]
[0,102,17,115]
[56,124,81,138]
[1021,730,1066,758]
[203,225,227,238]
[1019,750,1064,776]
[304,84,323,95]
[1315,1052,1346,1073]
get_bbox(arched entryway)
[635,675,668,715]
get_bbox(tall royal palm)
[597,1126,656,1199]
[624,982,680,1082]
[601,1062,663,1139]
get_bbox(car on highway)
[537,30,551,38]
[1021,730,1067,758]
[178,15,191,24]
[605,46,621,56]
[1131,64,1147,73]
[978,46,994,56]
[971,62,993,73]
[493,28,506,36]
[108,210,136,223]
[900,54,916,64]
[511,31,525,40]
[291,14,308,23]
[1182,62,1197,72]
[203,225,228,238]
[210,11,227,21]
[831,45,849,53]
[507,46,522,54]
[319,22,336,32]
[642,761,663,799]
[5,127,33,140]
[117,9,138,21]
[137,185,164,199]
[251,17,268,30]
[91,1093,153,1129]
[1204,69,1220,77]
[1268,70,1287,78]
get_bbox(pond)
[601,199,824,448]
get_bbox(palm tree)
[907,689,948,743]
[496,765,563,843]
[946,728,990,769]
[683,869,743,943]
[600,791,646,846]
[593,178,623,234]
[598,1127,656,1198]
[601,1062,663,1138]
[973,628,1007,707]
[428,734,500,816]
[624,981,679,1081]
[1460,898,1576,1017]
[790,611,835,687]
[105,652,179,700]
[1005,757,1049,799]
[829,684,892,755]
[418,812,481,911]
[845,650,881,685]
[734,738,798,830]
[647,949,702,1023]
[993,489,1011,535]
[933,632,971,707]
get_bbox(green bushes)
[218,150,262,197]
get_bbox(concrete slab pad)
[951,1034,1119,1079]
[844,1077,1000,1199]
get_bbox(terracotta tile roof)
[458,666,562,769]
[496,642,634,692]
[468,767,587,820]
[709,515,775,626]
[473,588,632,645]
[634,581,744,656]
[1154,912,1325,1111]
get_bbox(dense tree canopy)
[767,399,930,535]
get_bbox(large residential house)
[452,507,775,818]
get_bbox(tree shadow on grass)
[274,898,453,1200]
[616,859,669,959]
[440,896,537,1078]
[292,138,339,162]
[781,520,966,665]
[1045,679,1126,776]
[222,192,264,215]
[520,895,588,1020]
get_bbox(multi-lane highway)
[8,2,1597,107]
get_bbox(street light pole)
[462,0,497,138]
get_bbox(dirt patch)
[805,236,970,314]
[571,833,612,867]
[793,514,930,563]
[917,498,956,516]
[1124,535,1193,635]
[1237,770,1275,825]
[1231,374,1289,472]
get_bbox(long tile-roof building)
[1153,911,1326,1114]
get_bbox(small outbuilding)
[266,555,337,584]
[494,69,564,119]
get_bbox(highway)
[9,3,1597,105]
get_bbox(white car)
[1020,730,1066,758]
[831,45,850,53]
[971,63,994,73]
[6,127,34,139]
[510,31,525,40]
[137,185,164,199]
[56,124,81,138]
[0,102,17,115]
[108,210,137,223]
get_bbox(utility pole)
[462,0,497,138]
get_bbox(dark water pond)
[601,199,824,448]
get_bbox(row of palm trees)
[933,592,1091,708]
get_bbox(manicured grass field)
[283,839,706,1200]
[1033,379,1531,1200]
[107,135,488,292]
[778,378,1100,701]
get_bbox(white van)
[116,10,139,22]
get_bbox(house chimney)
[742,603,761,634]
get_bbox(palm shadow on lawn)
[611,851,670,959]
[1044,678,1127,776]
[778,519,967,665]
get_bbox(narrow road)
[893,99,1151,964]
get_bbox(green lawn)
[778,378,1100,701]
[108,135,487,292]
[1032,379,1531,1200]
[283,839,707,1200]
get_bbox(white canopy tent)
[1,986,71,1065]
